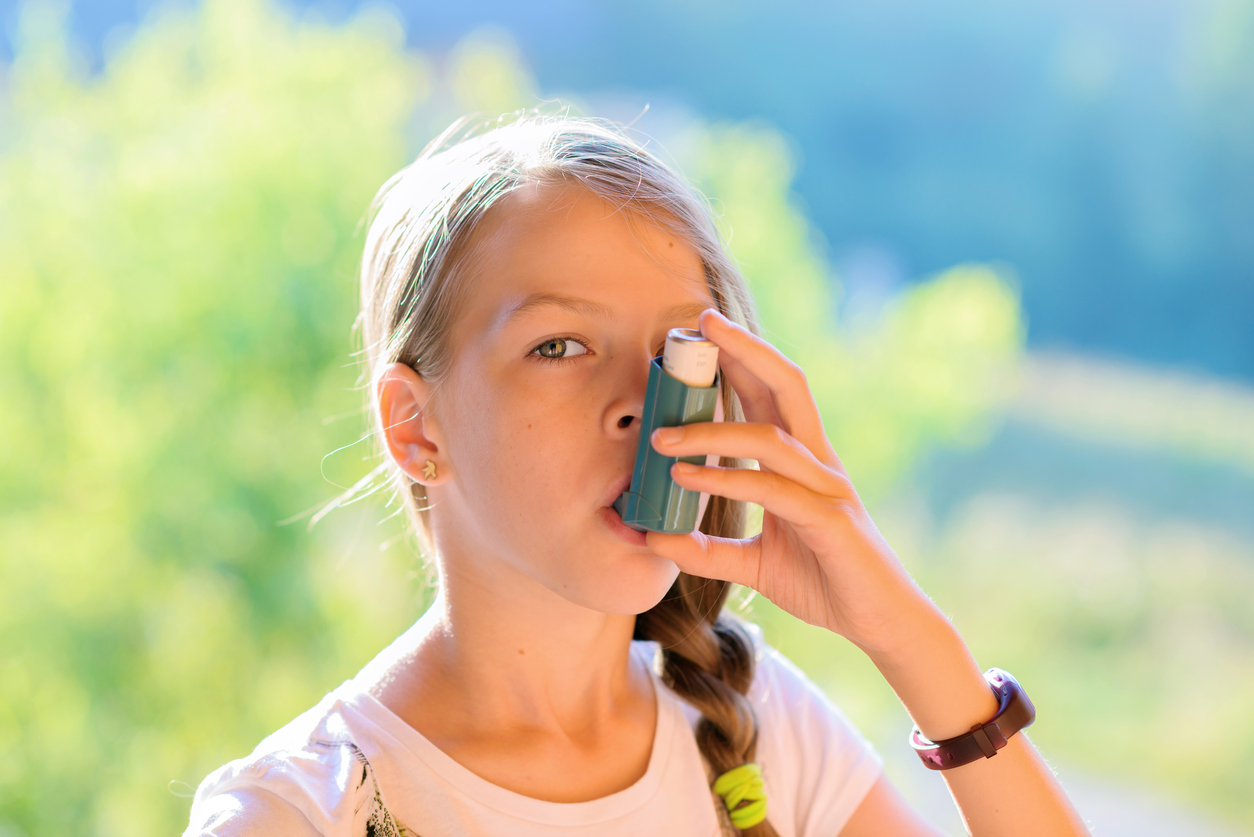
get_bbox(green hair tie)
[712,762,767,829]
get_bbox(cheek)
[455,381,583,524]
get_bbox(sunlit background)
[1,0,1252,835]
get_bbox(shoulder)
[738,620,885,837]
[183,785,325,837]
[183,683,390,837]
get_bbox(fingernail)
[654,426,683,445]
[673,461,698,474]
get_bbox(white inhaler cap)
[662,328,719,388]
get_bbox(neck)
[360,549,649,740]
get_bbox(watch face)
[987,667,1016,687]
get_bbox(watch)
[909,667,1036,770]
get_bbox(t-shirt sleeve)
[183,743,358,837]
[184,785,324,837]
[746,626,884,837]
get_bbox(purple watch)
[909,668,1036,770]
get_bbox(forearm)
[865,604,1090,836]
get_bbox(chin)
[549,550,681,616]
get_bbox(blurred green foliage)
[0,1,1084,835]
[0,0,426,833]
[913,496,1254,821]
[675,124,1023,499]
[749,488,1254,832]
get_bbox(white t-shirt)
[185,625,882,837]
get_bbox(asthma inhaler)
[612,328,720,534]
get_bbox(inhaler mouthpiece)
[662,328,719,388]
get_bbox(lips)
[598,495,649,546]
[599,473,633,510]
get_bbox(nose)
[607,350,656,438]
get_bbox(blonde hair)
[357,113,779,836]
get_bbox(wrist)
[910,668,1037,770]
[863,609,999,742]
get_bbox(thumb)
[646,529,760,588]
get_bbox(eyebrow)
[500,293,712,327]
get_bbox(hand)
[645,308,941,656]
[650,312,1092,837]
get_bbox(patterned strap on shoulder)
[311,738,419,837]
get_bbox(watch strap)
[909,668,1036,770]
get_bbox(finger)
[715,345,846,475]
[700,309,818,436]
[651,421,852,500]
[714,347,785,428]
[669,461,834,530]
[714,347,848,478]
[699,309,837,467]
[646,528,761,589]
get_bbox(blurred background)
[0,0,1251,834]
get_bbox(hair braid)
[634,450,780,836]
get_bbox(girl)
[185,115,1089,836]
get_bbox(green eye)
[533,337,589,360]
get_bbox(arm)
[841,773,950,837]
[647,308,1089,837]
[777,592,1087,837]
[839,610,1088,836]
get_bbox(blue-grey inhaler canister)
[612,328,720,534]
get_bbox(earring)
[422,459,437,481]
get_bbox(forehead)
[453,181,714,334]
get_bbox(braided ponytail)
[634,379,780,837]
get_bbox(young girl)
[184,115,1089,836]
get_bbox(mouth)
[599,503,649,546]
[599,473,634,511]
[599,473,649,546]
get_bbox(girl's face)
[426,182,720,615]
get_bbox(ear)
[376,363,450,486]
[695,385,725,529]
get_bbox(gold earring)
[422,459,437,481]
